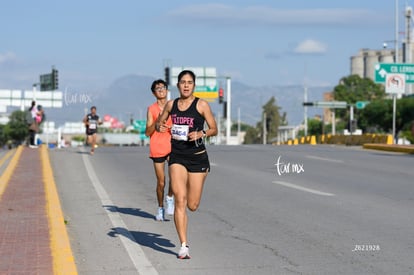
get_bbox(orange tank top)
[148,102,172,158]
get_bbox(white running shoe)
[166,195,174,216]
[155,207,164,221]
[178,245,190,259]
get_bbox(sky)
[0,1,407,96]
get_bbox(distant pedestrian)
[60,136,67,148]
[27,100,37,148]
[83,106,102,155]
[145,79,174,221]
[156,70,218,259]
[27,101,45,148]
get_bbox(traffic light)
[219,87,224,104]
[303,102,314,106]
[52,68,59,90]
[223,101,227,118]
[164,67,170,85]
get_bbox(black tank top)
[170,97,206,154]
[86,113,99,133]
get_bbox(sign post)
[375,64,411,143]
[302,101,347,135]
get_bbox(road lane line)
[272,180,336,197]
[306,155,344,163]
[0,147,22,199]
[41,145,78,274]
[82,152,158,275]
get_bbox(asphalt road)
[50,145,414,275]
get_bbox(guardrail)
[276,133,393,146]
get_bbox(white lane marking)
[82,153,158,275]
[272,180,336,197]
[306,155,344,163]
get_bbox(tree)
[358,97,414,135]
[398,97,414,131]
[358,99,392,133]
[307,118,323,136]
[334,75,386,103]
[242,96,284,144]
[0,124,6,147]
[243,126,261,144]
[3,110,29,145]
[333,75,386,124]
[262,96,281,143]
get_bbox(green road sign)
[133,120,146,131]
[355,101,369,109]
[40,73,53,91]
[374,63,414,83]
[133,120,149,140]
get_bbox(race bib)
[89,123,97,129]
[171,124,189,141]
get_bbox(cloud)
[166,4,381,27]
[293,39,327,55]
[0,52,17,64]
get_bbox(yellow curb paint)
[40,145,78,275]
[386,134,393,145]
[310,135,316,145]
[0,147,22,199]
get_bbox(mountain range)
[46,74,334,128]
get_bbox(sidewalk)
[0,145,77,275]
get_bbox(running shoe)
[166,195,174,216]
[178,245,191,259]
[155,207,164,221]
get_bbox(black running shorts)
[150,155,169,163]
[169,151,210,173]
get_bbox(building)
[351,6,414,82]
[350,48,395,81]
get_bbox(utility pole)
[263,112,267,145]
[304,85,308,136]
[225,77,232,145]
[405,6,413,94]
[395,0,399,63]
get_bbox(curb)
[363,143,414,154]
